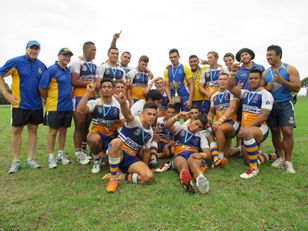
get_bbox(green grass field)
[0,98,308,231]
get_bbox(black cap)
[58,48,73,56]
[236,48,255,62]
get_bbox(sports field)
[0,98,308,231]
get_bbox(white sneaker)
[76,153,90,165]
[240,167,259,179]
[196,174,210,194]
[57,154,70,165]
[285,161,296,174]
[82,150,92,160]
[48,157,57,169]
[91,161,101,174]
[271,157,285,169]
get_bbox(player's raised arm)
[117,92,134,123]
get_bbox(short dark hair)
[169,48,180,56]
[223,52,234,60]
[145,89,163,101]
[143,102,158,110]
[249,69,263,77]
[121,51,131,57]
[193,115,208,129]
[83,41,95,51]
[267,45,282,59]
[167,104,176,110]
[108,47,119,54]
[190,106,200,111]
[219,72,230,77]
[100,78,114,86]
[189,54,199,60]
[139,55,149,63]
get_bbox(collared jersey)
[0,55,46,109]
[164,64,193,98]
[118,117,153,156]
[39,62,72,111]
[263,63,291,103]
[235,62,265,90]
[210,90,238,122]
[240,87,274,127]
[171,123,209,156]
[127,68,149,100]
[192,66,208,101]
[97,63,126,82]
[156,116,179,142]
[87,98,124,137]
[70,56,97,98]
[199,66,228,100]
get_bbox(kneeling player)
[165,112,211,194]
[228,69,275,179]
[207,73,240,161]
[104,92,157,193]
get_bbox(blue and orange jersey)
[120,64,132,75]
[199,66,227,100]
[39,62,72,111]
[87,98,124,137]
[159,91,169,117]
[0,55,46,109]
[97,62,126,82]
[210,90,238,122]
[156,117,177,143]
[70,56,97,98]
[118,117,153,156]
[170,123,209,156]
[235,62,265,90]
[127,68,149,100]
[264,63,291,103]
[192,66,208,101]
[240,87,274,127]
[164,64,193,98]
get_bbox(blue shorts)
[201,100,211,115]
[267,101,296,128]
[119,151,141,172]
[46,111,72,129]
[173,150,195,160]
[192,100,208,114]
[72,96,96,111]
[158,141,173,155]
[98,133,113,151]
[174,95,189,112]
[224,120,240,134]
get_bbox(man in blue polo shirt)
[0,40,47,174]
[263,45,300,173]
[39,48,74,169]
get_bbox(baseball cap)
[58,48,74,56]
[26,40,40,48]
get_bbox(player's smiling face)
[224,56,234,69]
[189,119,204,133]
[84,45,96,61]
[142,108,157,126]
[169,52,180,66]
[248,73,262,90]
[189,57,199,72]
[218,74,228,89]
[26,46,40,60]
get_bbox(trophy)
[172,81,181,103]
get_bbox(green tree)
[301,77,308,87]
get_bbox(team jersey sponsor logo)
[133,128,142,136]
[38,67,42,74]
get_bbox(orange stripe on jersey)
[91,120,122,137]
[131,86,145,100]
[204,86,219,100]
[122,143,138,156]
[173,145,198,156]
[241,112,266,127]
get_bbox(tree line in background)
[301,77,308,87]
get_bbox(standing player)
[71,41,97,165]
[39,48,74,168]
[264,45,300,173]
[164,48,194,112]
[223,53,235,72]
[0,40,46,173]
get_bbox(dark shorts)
[174,95,189,112]
[72,96,96,111]
[46,111,72,129]
[237,103,243,123]
[267,101,296,128]
[98,133,113,151]
[12,108,43,126]
[173,150,195,160]
[192,100,209,115]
